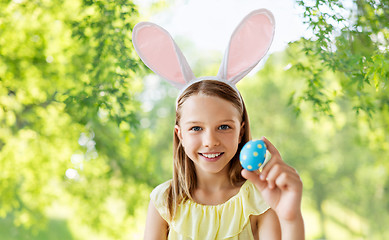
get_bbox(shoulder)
[145,195,169,239]
[150,180,171,201]
[240,180,270,213]
[149,180,172,222]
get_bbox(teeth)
[202,153,222,158]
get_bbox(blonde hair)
[166,80,251,220]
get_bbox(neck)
[192,165,245,206]
[195,167,233,192]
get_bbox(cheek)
[180,132,191,146]
[181,133,200,149]
[229,130,242,147]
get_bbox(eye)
[190,126,202,131]
[218,125,231,130]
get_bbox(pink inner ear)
[227,14,274,80]
[136,26,186,84]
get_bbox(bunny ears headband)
[132,9,275,100]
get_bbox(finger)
[275,171,303,192]
[265,163,284,189]
[264,163,297,189]
[261,136,280,156]
[259,154,285,181]
[241,169,267,191]
[260,154,297,182]
[259,137,281,180]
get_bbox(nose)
[203,130,220,148]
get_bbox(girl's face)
[175,94,244,175]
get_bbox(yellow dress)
[150,180,270,239]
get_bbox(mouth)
[199,152,224,162]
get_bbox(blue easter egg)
[240,139,267,171]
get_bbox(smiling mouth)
[199,152,224,160]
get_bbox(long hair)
[166,80,251,221]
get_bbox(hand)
[241,137,303,222]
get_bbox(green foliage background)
[0,0,388,239]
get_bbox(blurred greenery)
[0,0,388,239]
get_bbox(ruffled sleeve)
[150,180,171,223]
[170,181,270,239]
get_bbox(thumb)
[241,169,267,192]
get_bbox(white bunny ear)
[218,9,275,85]
[132,22,195,89]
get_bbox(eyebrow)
[183,119,237,125]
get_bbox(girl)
[132,9,304,240]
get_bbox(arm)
[255,209,304,240]
[144,201,169,240]
[242,137,305,240]
[254,208,281,239]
